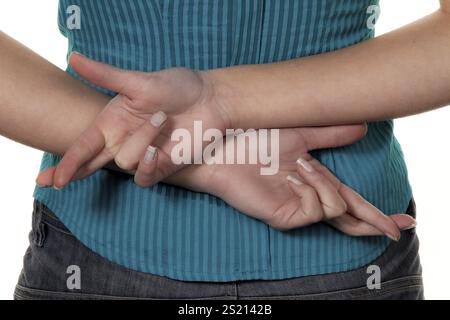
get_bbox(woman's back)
[34,0,412,281]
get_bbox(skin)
[0,34,413,237]
[0,33,107,154]
[45,1,450,193]
[211,2,450,129]
[35,55,412,237]
[5,1,444,236]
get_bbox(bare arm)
[210,2,450,129]
[0,31,107,155]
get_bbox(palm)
[186,127,414,233]
[94,96,150,156]
[210,129,318,225]
[52,60,227,185]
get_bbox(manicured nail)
[287,175,303,186]
[71,51,85,57]
[386,233,400,242]
[297,158,314,173]
[144,146,157,164]
[402,222,417,231]
[150,111,167,128]
[35,180,49,188]
[53,185,62,191]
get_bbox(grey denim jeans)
[14,200,424,300]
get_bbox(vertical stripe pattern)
[34,0,412,282]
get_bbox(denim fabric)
[14,201,423,300]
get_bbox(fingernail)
[144,146,157,164]
[297,158,314,173]
[53,185,62,191]
[403,222,417,231]
[150,111,167,128]
[36,180,50,188]
[386,233,400,242]
[287,175,303,186]
[71,51,85,57]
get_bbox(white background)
[0,0,449,300]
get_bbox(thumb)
[301,124,368,151]
[69,52,141,94]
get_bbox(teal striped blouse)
[34,0,412,281]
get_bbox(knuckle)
[61,151,78,165]
[266,211,294,232]
[308,211,323,224]
[115,156,136,171]
[301,184,316,196]
[338,200,348,214]
[339,220,364,236]
[328,200,348,218]
[266,216,288,231]
[300,206,323,225]
[309,173,327,185]
[134,174,151,188]
[304,201,325,223]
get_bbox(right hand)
[166,125,416,238]
[40,52,229,189]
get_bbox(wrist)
[201,68,241,130]
[166,164,224,197]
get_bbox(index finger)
[53,126,105,189]
[308,158,404,241]
[339,184,401,241]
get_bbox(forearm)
[209,7,450,129]
[0,32,213,189]
[0,32,107,155]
